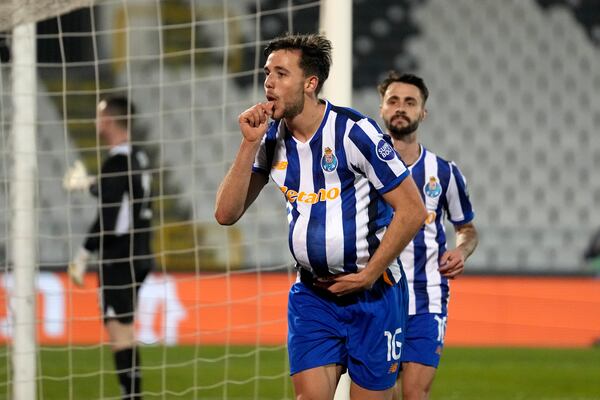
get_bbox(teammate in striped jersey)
[378,72,479,400]
[215,34,426,399]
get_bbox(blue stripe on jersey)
[365,185,381,259]
[306,133,328,275]
[284,136,300,263]
[411,157,429,314]
[334,113,358,272]
[330,104,363,122]
[436,157,451,313]
[450,163,475,224]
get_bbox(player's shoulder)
[329,103,367,123]
[422,145,460,170]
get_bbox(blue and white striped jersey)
[253,101,409,281]
[399,145,474,315]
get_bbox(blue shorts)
[400,313,448,368]
[287,273,408,391]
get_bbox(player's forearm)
[363,204,427,282]
[455,223,478,260]
[215,139,261,225]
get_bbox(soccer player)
[215,33,427,400]
[66,96,154,399]
[377,71,479,400]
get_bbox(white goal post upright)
[10,22,38,400]
[319,0,352,107]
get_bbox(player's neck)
[392,132,420,166]
[285,99,325,143]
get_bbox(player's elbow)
[408,203,428,232]
[214,208,239,226]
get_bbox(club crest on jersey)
[376,139,396,161]
[424,176,442,198]
[321,147,338,172]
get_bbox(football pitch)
[1,345,599,399]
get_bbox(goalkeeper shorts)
[99,260,153,324]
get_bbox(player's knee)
[402,386,430,400]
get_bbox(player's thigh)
[350,381,394,400]
[292,364,343,400]
[400,361,437,399]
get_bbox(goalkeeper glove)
[68,247,90,287]
[63,160,95,192]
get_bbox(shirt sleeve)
[345,118,409,194]
[445,161,475,225]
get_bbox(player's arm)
[326,176,427,296]
[215,102,273,225]
[438,222,478,278]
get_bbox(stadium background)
[0,0,600,398]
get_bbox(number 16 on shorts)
[385,328,403,361]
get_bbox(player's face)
[380,82,426,140]
[263,49,307,120]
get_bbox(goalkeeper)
[65,96,154,400]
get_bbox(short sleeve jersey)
[398,145,474,315]
[253,101,409,280]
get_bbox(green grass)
[1,346,599,399]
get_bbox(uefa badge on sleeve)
[321,147,338,172]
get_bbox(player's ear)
[422,108,428,120]
[305,76,318,93]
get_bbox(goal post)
[10,21,37,400]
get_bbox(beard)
[385,115,420,140]
[271,84,305,120]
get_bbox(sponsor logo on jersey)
[376,139,396,161]
[279,186,340,204]
[388,362,399,374]
[321,147,338,172]
[272,161,288,170]
[424,176,442,198]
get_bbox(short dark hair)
[100,95,136,129]
[264,33,332,95]
[377,71,429,104]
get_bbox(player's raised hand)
[238,102,274,143]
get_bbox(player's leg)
[287,280,347,400]
[395,313,447,400]
[292,364,344,400]
[397,362,436,400]
[101,262,145,399]
[345,278,405,400]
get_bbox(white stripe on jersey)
[322,113,345,267]
[290,142,314,266]
[423,151,443,314]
